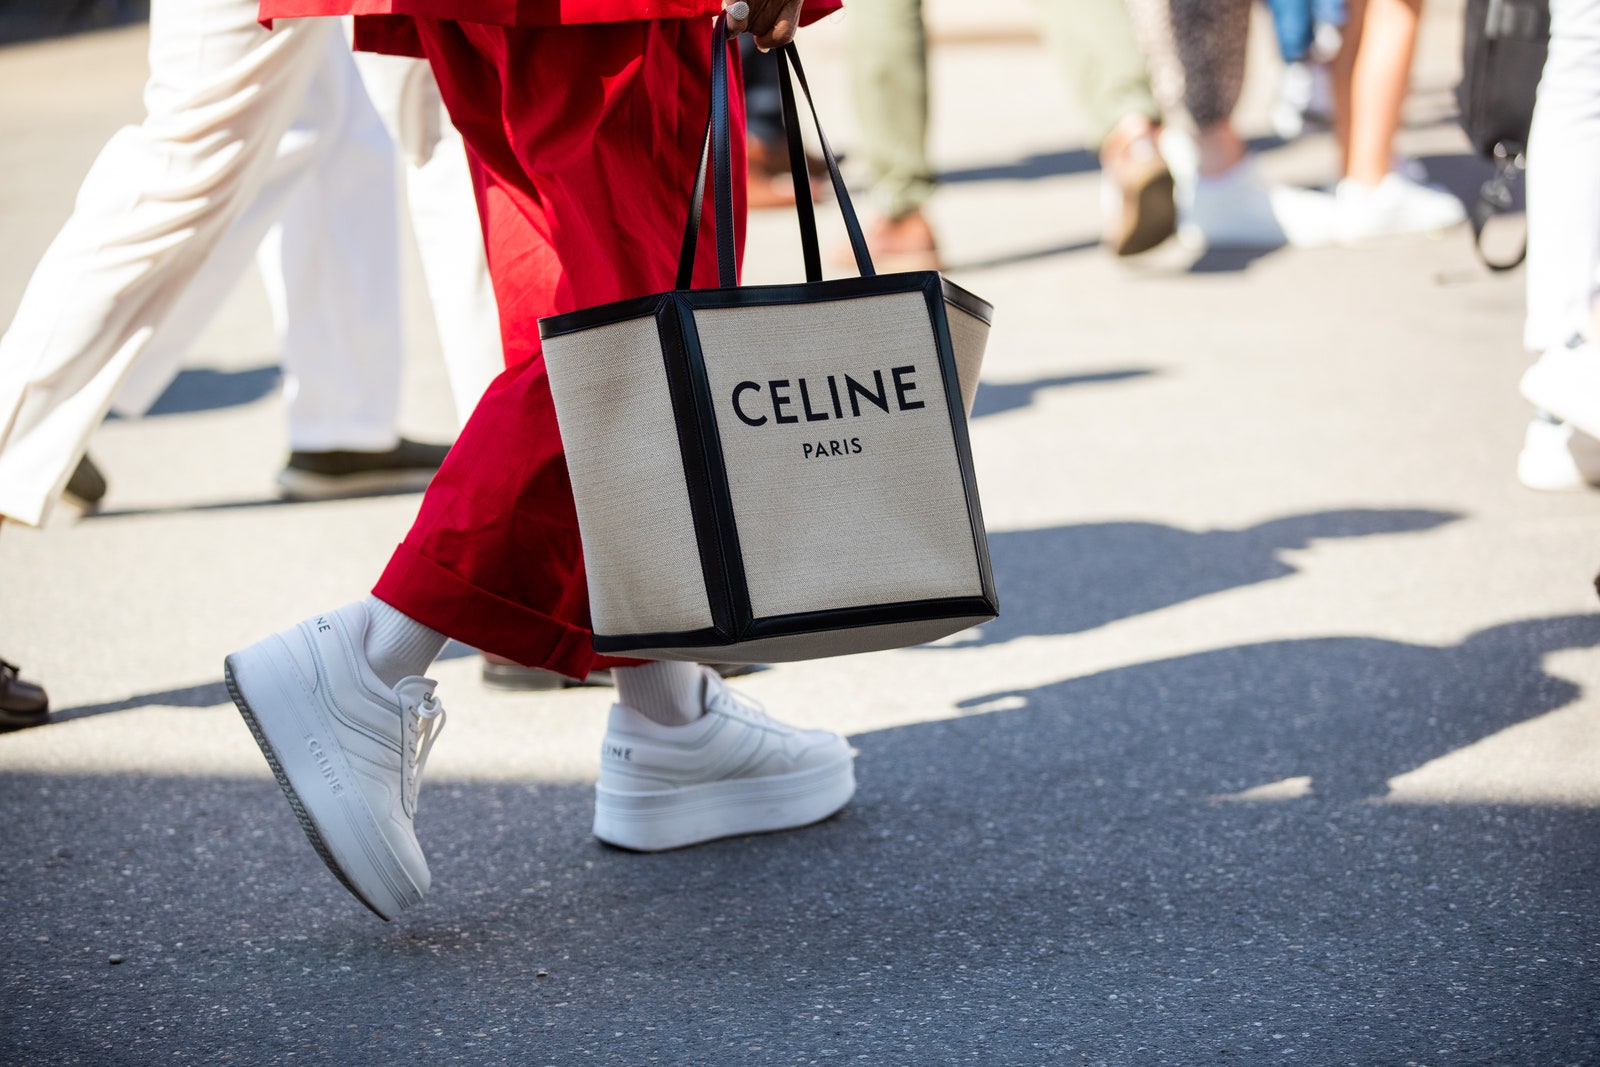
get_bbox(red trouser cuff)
[372,542,643,681]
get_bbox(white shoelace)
[405,694,447,813]
[706,679,784,731]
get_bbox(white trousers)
[107,22,406,448]
[0,3,502,527]
[355,50,504,427]
[1525,0,1600,351]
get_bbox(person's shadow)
[6,616,1597,1063]
[945,613,1600,803]
[968,369,1155,420]
[105,366,282,418]
[943,507,1460,649]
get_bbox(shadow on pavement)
[969,369,1155,420]
[938,135,1287,186]
[1186,245,1281,274]
[46,508,1461,722]
[42,642,483,725]
[943,507,1461,650]
[942,235,1101,272]
[143,366,282,417]
[3,614,1597,1062]
[45,681,233,725]
[102,366,282,420]
[955,612,1600,802]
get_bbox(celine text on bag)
[539,16,998,663]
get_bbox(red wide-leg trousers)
[370,17,747,680]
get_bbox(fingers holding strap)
[726,0,804,51]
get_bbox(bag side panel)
[946,303,990,417]
[543,316,716,638]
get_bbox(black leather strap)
[675,102,715,291]
[779,44,875,278]
[709,18,738,287]
[676,17,737,290]
[1470,146,1528,273]
[776,46,822,282]
[676,17,878,289]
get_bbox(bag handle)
[675,15,876,291]
[1469,142,1528,273]
[675,15,738,290]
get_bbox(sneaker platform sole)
[225,643,424,920]
[593,755,856,852]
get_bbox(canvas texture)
[541,281,992,661]
[543,313,714,637]
[692,292,983,619]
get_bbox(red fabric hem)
[373,543,643,680]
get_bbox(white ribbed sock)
[613,661,706,726]
[363,596,446,689]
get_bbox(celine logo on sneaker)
[308,738,345,796]
[604,744,633,762]
[729,365,926,428]
[315,616,332,634]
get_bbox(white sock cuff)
[364,596,446,687]
[613,661,706,726]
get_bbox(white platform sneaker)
[593,668,856,852]
[1517,415,1600,491]
[224,601,445,920]
[1521,336,1600,441]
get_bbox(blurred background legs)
[845,0,942,269]
[1331,0,1466,239]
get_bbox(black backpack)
[1457,0,1550,270]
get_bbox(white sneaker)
[224,601,446,920]
[592,668,855,852]
[1271,62,1315,140]
[1336,171,1466,243]
[1521,336,1600,440]
[1517,416,1600,491]
[1178,159,1338,249]
[1310,20,1344,63]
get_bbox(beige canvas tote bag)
[539,19,998,663]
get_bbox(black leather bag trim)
[592,595,999,654]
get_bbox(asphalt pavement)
[2,3,1597,1064]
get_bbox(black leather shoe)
[481,658,610,690]
[0,659,49,729]
[63,453,107,512]
[275,438,452,501]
